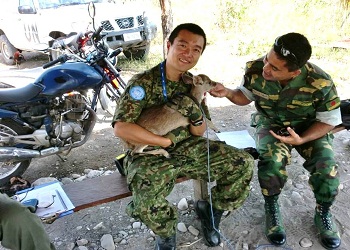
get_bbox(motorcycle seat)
[0,67,44,88]
[0,83,44,102]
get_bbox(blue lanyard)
[160,61,167,101]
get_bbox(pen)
[55,189,68,211]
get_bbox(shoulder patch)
[129,86,145,101]
[326,98,341,111]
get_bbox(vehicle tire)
[99,84,123,116]
[0,119,33,186]
[123,44,150,60]
[0,34,17,65]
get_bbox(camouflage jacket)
[238,57,342,131]
[112,61,209,125]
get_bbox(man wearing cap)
[209,32,342,249]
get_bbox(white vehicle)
[0,0,157,65]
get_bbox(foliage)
[117,50,163,73]
[216,0,250,31]
[146,0,350,56]
[117,0,349,88]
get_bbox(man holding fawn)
[112,23,254,249]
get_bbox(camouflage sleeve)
[242,62,253,91]
[314,82,342,126]
[239,59,264,101]
[305,64,342,126]
[307,63,341,113]
[315,82,340,112]
[164,126,191,147]
[166,94,202,122]
[238,82,255,101]
[111,73,150,126]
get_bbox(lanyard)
[160,61,167,101]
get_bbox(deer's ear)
[181,73,193,84]
[192,75,202,86]
[198,74,211,83]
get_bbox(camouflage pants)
[255,125,339,204]
[124,136,254,237]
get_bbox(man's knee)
[0,196,27,220]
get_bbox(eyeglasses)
[274,36,300,68]
[16,191,56,209]
[37,194,56,208]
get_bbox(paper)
[15,181,75,219]
[216,130,256,149]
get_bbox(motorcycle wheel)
[0,119,32,186]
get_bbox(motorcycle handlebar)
[91,26,103,41]
[108,48,123,58]
[43,54,68,69]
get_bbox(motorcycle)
[0,3,126,186]
[48,30,125,116]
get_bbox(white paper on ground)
[16,181,75,219]
[215,130,256,149]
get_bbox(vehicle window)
[37,0,105,8]
[19,0,35,9]
[38,0,60,9]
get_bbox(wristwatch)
[191,118,204,126]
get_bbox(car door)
[16,0,52,51]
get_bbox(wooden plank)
[62,172,131,212]
[193,179,208,201]
[62,173,192,212]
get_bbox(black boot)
[264,195,286,246]
[314,203,341,249]
[195,200,224,247]
[154,235,176,250]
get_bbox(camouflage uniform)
[112,62,254,237]
[0,193,56,250]
[239,58,342,204]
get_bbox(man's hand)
[269,127,304,146]
[208,83,228,98]
[209,83,252,106]
[270,122,334,146]
[167,94,202,122]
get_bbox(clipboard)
[15,181,75,221]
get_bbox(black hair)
[168,23,207,53]
[273,32,312,71]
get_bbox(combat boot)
[154,235,176,250]
[314,203,341,249]
[264,195,286,245]
[195,200,224,246]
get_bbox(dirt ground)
[0,51,350,250]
